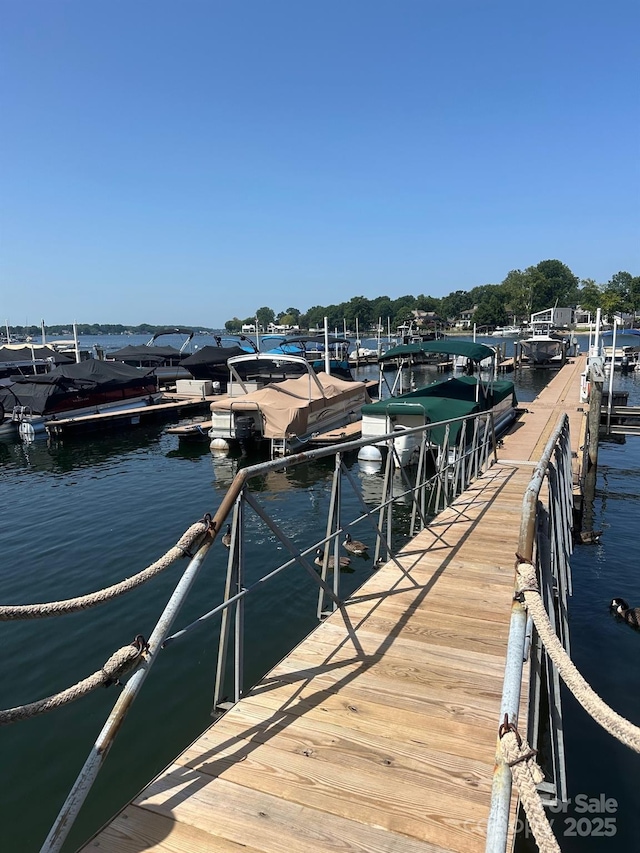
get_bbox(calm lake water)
[1,333,638,851]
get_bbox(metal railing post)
[213,496,243,713]
[233,497,245,703]
[39,529,214,853]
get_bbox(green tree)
[600,288,625,324]
[577,279,602,314]
[502,268,541,319]
[439,290,472,322]
[225,317,242,331]
[255,306,275,330]
[284,307,301,323]
[343,296,374,330]
[629,276,640,319]
[278,313,297,327]
[473,295,508,329]
[415,294,440,312]
[304,305,327,330]
[533,259,580,310]
[605,271,633,313]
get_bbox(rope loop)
[498,713,522,746]
[0,634,149,726]
[500,731,558,852]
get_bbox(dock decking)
[80,355,587,853]
[45,396,212,437]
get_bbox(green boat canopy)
[361,375,517,446]
[380,339,495,363]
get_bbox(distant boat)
[602,329,640,372]
[0,344,74,380]
[261,334,354,381]
[490,326,523,337]
[519,309,569,366]
[181,336,258,391]
[106,328,196,384]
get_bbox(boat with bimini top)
[261,334,354,381]
[357,339,517,467]
[180,335,258,391]
[208,352,371,458]
[105,328,196,384]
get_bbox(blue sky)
[1,0,638,328]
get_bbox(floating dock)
[45,396,213,438]
[80,356,587,853]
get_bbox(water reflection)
[1,424,167,473]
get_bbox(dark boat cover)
[107,345,183,364]
[181,345,247,368]
[0,360,157,415]
[0,346,74,364]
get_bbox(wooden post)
[587,365,604,470]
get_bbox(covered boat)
[0,344,74,380]
[181,336,257,390]
[106,328,195,384]
[0,360,159,439]
[358,340,517,467]
[261,334,354,380]
[208,353,371,457]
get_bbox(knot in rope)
[499,714,543,781]
[0,635,149,726]
[499,717,559,853]
[100,634,149,687]
[514,556,539,599]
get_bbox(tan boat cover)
[209,373,371,439]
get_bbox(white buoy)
[358,444,383,473]
[210,438,230,456]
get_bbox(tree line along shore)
[6,260,637,339]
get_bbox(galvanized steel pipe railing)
[485,413,572,853]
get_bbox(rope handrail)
[0,635,148,725]
[498,557,640,853]
[0,518,210,620]
[516,559,640,752]
[486,413,572,853]
[499,722,560,853]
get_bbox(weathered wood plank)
[136,767,459,853]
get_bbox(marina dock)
[44,395,213,438]
[79,356,587,853]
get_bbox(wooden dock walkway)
[80,355,587,853]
